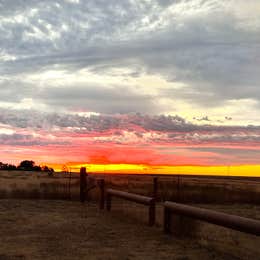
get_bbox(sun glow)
[46,163,260,177]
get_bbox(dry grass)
[1,171,260,259]
[1,171,260,204]
[0,171,80,200]
[0,199,239,260]
[98,174,260,204]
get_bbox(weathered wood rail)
[106,188,155,226]
[79,167,260,237]
[164,201,260,236]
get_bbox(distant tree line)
[0,160,54,176]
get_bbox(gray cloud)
[0,133,69,146]
[0,0,260,114]
[1,108,260,146]
[37,85,157,114]
[0,79,34,102]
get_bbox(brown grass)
[1,171,260,259]
[0,199,240,260]
[1,171,260,204]
[99,174,260,204]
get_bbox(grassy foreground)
[0,199,239,260]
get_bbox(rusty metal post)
[106,193,111,211]
[149,199,156,226]
[98,179,105,210]
[80,167,87,203]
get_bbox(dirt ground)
[0,199,238,260]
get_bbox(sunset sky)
[0,0,260,174]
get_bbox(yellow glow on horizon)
[47,163,260,177]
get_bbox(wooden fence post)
[164,206,171,233]
[98,179,105,210]
[106,193,111,211]
[80,167,87,203]
[149,199,155,226]
[153,177,158,201]
[151,177,158,225]
[177,175,181,202]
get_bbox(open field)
[1,170,260,204]
[0,170,79,200]
[92,173,260,204]
[0,199,245,260]
[1,171,260,259]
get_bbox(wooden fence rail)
[79,168,260,238]
[164,201,260,236]
[106,188,155,226]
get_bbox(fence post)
[153,177,158,201]
[80,167,87,203]
[164,207,171,233]
[98,179,105,210]
[176,175,181,202]
[106,193,111,211]
[149,199,155,226]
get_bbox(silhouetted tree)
[0,162,17,170]
[42,165,49,172]
[0,160,54,175]
[6,164,17,170]
[42,165,55,176]
[33,165,42,172]
[48,168,54,177]
[18,160,35,171]
[0,162,4,170]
